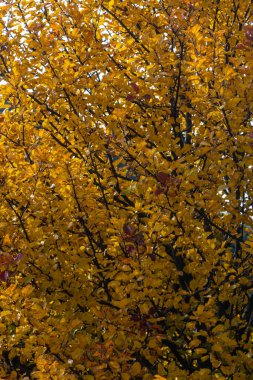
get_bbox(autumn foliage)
[0,0,252,379]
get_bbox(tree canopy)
[0,0,252,379]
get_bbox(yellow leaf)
[195,348,207,355]
[0,323,6,331]
[212,343,223,352]
[1,310,11,317]
[112,299,130,308]
[21,285,34,298]
[130,362,141,376]
[3,234,11,245]
[189,339,201,348]
[148,338,158,348]
[108,0,115,9]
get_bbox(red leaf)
[123,224,135,236]
[0,270,9,281]
[236,43,246,50]
[126,94,135,101]
[244,25,253,37]
[131,83,140,93]
[243,39,253,47]
[245,31,253,41]
[155,187,164,196]
[156,172,169,185]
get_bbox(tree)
[0,0,252,378]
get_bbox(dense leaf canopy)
[0,0,252,379]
